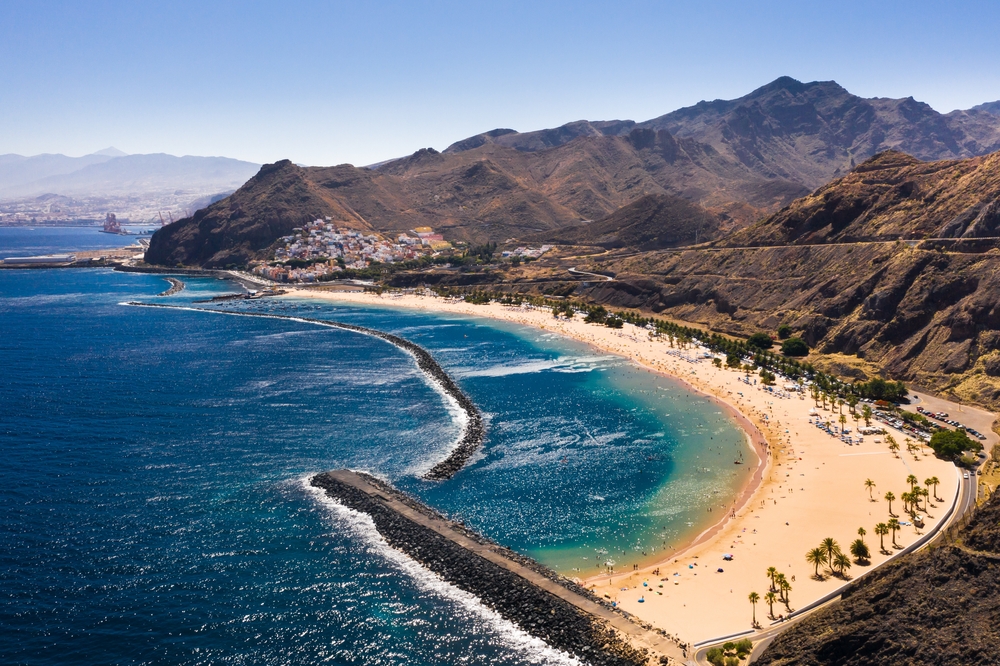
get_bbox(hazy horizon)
[4,0,999,167]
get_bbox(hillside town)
[252,219,452,282]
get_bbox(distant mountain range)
[148,76,1000,265]
[445,76,1000,190]
[0,148,260,200]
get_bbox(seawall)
[311,470,682,665]
[124,302,483,480]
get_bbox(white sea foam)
[122,303,472,477]
[455,355,618,378]
[301,476,582,665]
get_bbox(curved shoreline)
[123,301,484,480]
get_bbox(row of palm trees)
[867,475,941,518]
[805,533,869,580]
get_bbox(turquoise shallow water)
[0,257,750,664]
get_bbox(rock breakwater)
[123,302,484,480]
[156,277,185,296]
[311,470,657,666]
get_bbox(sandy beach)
[283,286,965,644]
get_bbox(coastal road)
[567,266,614,281]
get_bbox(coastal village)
[251,217,552,283]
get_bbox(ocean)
[0,233,751,665]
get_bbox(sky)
[2,0,999,166]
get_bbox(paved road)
[567,266,614,281]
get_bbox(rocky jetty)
[311,471,652,666]
[124,303,484,480]
[156,277,185,296]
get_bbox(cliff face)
[754,492,1000,666]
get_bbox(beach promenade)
[283,287,973,645]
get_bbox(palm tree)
[764,591,777,619]
[885,491,896,516]
[749,592,759,626]
[861,404,873,426]
[858,526,867,543]
[919,487,930,512]
[875,522,889,552]
[927,476,940,501]
[820,537,840,569]
[766,566,778,592]
[848,395,859,416]
[779,578,792,608]
[888,440,900,457]
[839,414,847,431]
[888,518,901,548]
[838,398,845,414]
[850,538,870,563]
[901,491,912,515]
[806,547,826,578]
[865,478,876,501]
[810,386,820,407]
[907,474,918,492]
[834,551,853,575]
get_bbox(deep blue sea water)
[0,251,751,664]
[0,226,153,258]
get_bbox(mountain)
[535,193,724,250]
[145,160,370,267]
[972,101,1000,116]
[0,151,118,194]
[147,132,808,267]
[755,491,1000,666]
[445,77,1000,190]
[0,153,260,199]
[723,149,1000,246]
[581,150,1000,406]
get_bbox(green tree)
[862,404,873,427]
[888,517,901,547]
[706,647,725,666]
[929,429,981,460]
[858,526,867,543]
[764,591,777,619]
[821,537,840,568]
[839,414,847,431]
[875,522,889,552]
[777,324,793,339]
[834,551,853,575]
[806,547,826,577]
[885,491,896,516]
[749,591,759,626]
[907,474,918,492]
[926,476,940,501]
[865,478,876,501]
[747,332,774,350]
[766,566,778,591]
[850,538,870,563]
[780,337,809,356]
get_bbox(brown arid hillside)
[753,491,1000,666]
[573,151,1000,408]
[146,130,807,266]
[447,77,1000,190]
[724,150,1000,246]
[534,193,725,250]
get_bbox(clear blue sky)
[3,0,999,166]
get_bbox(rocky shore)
[311,471,653,666]
[124,302,484,480]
